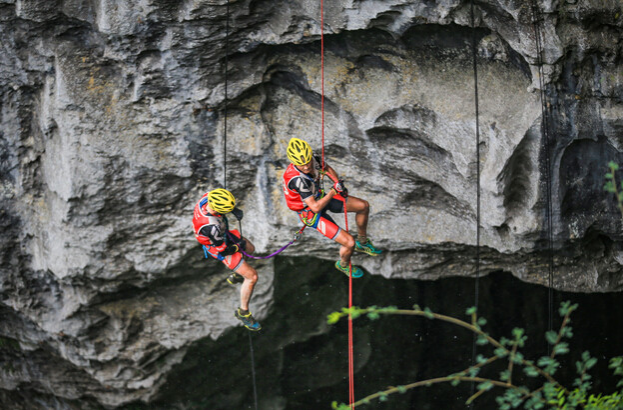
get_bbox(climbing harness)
[202,244,224,261]
[299,209,321,227]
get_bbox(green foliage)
[476,334,490,345]
[604,162,623,218]
[332,401,351,410]
[546,330,559,345]
[328,302,623,409]
[466,306,477,315]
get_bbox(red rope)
[319,2,353,406]
[320,0,325,172]
[345,209,355,408]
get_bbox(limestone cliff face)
[1,0,623,407]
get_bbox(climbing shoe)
[335,261,364,278]
[226,272,244,285]
[355,238,382,256]
[235,309,262,331]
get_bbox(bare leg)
[345,196,370,239]
[334,229,355,266]
[241,236,255,254]
[235,261,257,311]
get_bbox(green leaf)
[538,357,560,375]
[327,312,342,325]
[609,161,620,171]
[476,354,488,364]
[477,317,487,326]
[466,306,477,315]
[586,357,598,370]
[478,381,494,391]
[609,356,623,376]
[367,311,380,320]
[379,392,388,402]
[524,366,540,377]
[517,337,527,348]
[476,334,490,345]
[468,367,480,377]
[606,173,614,179]
[500,369,511,381]
[494,347,508,357]
[545,330,558,345]
[423,307,434,319]
[543,382,558,399]
[538,356,553,367]
[553,342,569,356]
[397,385,407,394]
[559,301,571,316]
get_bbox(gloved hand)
[231,207,244,221]
[221,243,239,256]
[333,180,345,194]
[333,180,348,197]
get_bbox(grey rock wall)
[1,0,623,407]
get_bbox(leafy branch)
[328,303,623,409]
[604,161,623,218]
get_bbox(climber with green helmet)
[192,188,261,331]
[282,138,382,278]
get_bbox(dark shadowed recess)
[125,256,623,410]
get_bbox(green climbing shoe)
[335,261,364,278]
[355,238,382,256]
[227,272,244,285]
[235,309,262,331]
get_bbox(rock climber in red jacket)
[192,188,261,331]
[282,138,382,278]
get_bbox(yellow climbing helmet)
[287,138,313,166]
[208,188,236,214]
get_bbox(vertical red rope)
[345,209,355,409]
[320,0,326,172]
[320,2,353,406]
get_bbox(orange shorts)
[204,229,244,272]
[297,197,345,240]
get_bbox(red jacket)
[282,162,322,211]
[192,192,227,252]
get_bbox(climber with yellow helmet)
[283,138,382,278]
[192,188,261,331]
